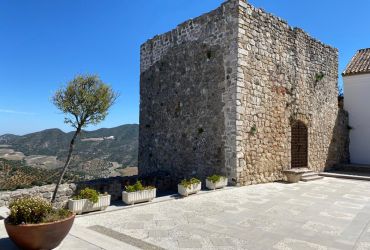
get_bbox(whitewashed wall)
[344,73,370,164]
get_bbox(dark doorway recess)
[291,121,308,168]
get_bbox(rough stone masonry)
[139,0,349,186]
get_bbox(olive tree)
[51,75,117,203]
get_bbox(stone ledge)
[319,172,370,181]
[283,169,309,183]
[283,168,310,174]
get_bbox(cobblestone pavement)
[1,177,370,249]
[75,177,370,250]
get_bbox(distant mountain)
[5,128,71,156]
[0,124,139,173]
[0,134,20,144]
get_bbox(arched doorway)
[291,121,308,168]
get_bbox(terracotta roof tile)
[342,48,370,76]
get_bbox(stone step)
[301,175,324,182]
[301,172,316,178]
[285,169,322,183]
[319,172,370,181]
[333,164,370,173]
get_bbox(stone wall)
[139,0,350,185]
[235,1,349,185]
[0,184,75,208]
[139,0,240,182]
[327,109,350,167]
[0,172,176,208]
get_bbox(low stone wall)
[76,171,176,200]
[0,172,176,208]
[0,183,76,208]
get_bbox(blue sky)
[0,0,369,135]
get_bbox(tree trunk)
[51,126,81,204]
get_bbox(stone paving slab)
[1,177,370,249]
[74,177,370,249]
[0,220,140,250]
[89,225,163,250]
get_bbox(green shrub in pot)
[7,197,71,225]
[125,181,155,192]
[69,187,111,214]
[179,178,201,188]
[73,187,100,203]
[4,196,75,250]
[206,175,228,190]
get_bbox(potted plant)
[68,187,111,214]
[4,196,75,250]
[178,178,201,196]
[206,175,228,190]
[122,181,156,205]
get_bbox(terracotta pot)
[4,213,75,250]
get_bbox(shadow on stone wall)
[0,171,178,208]
[325,109,350,170]
[75,170,177,201]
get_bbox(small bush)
[42,208,71,223]
[180,178,201,188]
[125,181,154,193]
[315,72,325,83]
[73,188,100,203]
[7,197,71,225]
[190,177,201,184]
[250,124,257,135]
[207,175,225,183]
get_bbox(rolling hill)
[0,124,139,182]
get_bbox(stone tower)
[139,0,349,186]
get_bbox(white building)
[343,48,370,164]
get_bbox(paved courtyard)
[1,177,370,249]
